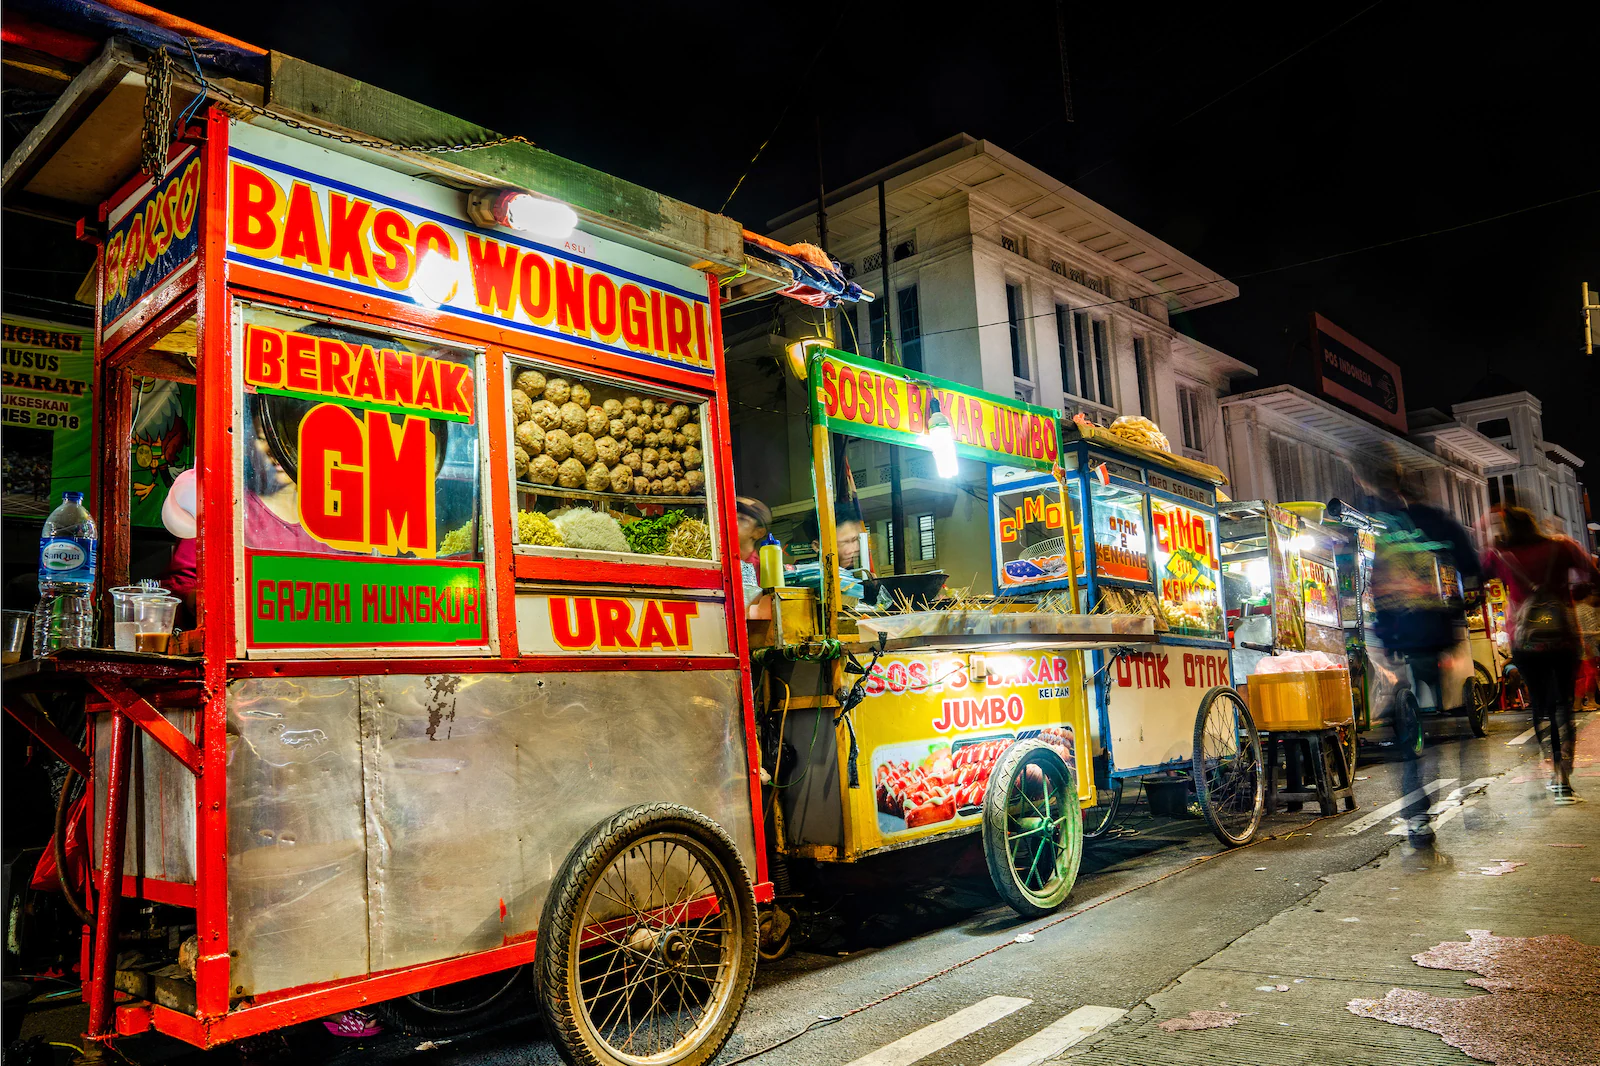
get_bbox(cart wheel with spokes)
[371,966,529,1035]
[1466,663,1496,736]
[982,739,1083,918]
[1332,719,1358,778]
[536,804,756,1066]
[1081,776,1124,841]
[1192,687,1264,847]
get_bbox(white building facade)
[1452,383,1588,544]
[724,136,1256,592]
[1220,385,1510,548]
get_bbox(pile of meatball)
[510,368,706,496]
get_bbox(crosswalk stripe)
[1507,726,1537,745]
[844,996,1032,1066]
[1385,777,1497,835]
[1339,778,1456,835]
[975,1005,1128,1066]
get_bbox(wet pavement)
[14,707,1595,1066]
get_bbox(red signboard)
[1309,313,1407,433]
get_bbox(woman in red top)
[1481,507,1597,803]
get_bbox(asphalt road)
[19,706,1546,1065]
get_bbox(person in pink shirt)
[1481,506,1597,803]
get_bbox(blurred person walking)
[1481,507,1596,803]
[1361,462,1481,846]
[1574,585,1600,711]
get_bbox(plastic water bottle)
[36,491,99,653]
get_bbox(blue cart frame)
[988,431,1264,845]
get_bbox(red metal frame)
[6,108,774,1052]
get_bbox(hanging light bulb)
[783,337,827,381]
[927,397,958,478]
[410,248,461,308]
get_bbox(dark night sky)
[167,0,1599,494]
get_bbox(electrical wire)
[718,10,849,215]
[970,0,1393,243]
[909,184,1600,345]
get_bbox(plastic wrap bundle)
[1109,415,1171,453]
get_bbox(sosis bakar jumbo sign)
[855,651,1088,846]
[225,125,715,375]
[810,348,1059,472]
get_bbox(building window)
[1270,435,1304,501]
[1487,474,1518,508]
[1456,477,1480,530]
[916,513,937,561]
[897,285,922,372]
[1476,417,1511,439]
[1073,311,1093,403]
[1329,455,1358,503]
[1056,305,1078,397]
[1006,282,1029,381]
[1133,337,1150,418]
[868,298,887,360]
[1177,384,1205,452]
[1091,318,1112,406]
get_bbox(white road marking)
[845,996,1032,1066]
[1340,779,1456,835]
[975,1005,1128,1066]
[1386,777,1497,835]
[1507,726,1537,745]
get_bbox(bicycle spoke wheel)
[1192,687,1264,847]
[982,740,1083,917]
[538,805,755,1066]
[1082,776,1123,840]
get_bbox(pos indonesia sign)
[224,124,715,378]
[1309,313,1406,433]
[241,310,489,653]
[809,348,1059,472]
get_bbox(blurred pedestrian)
[1481,507,1597,804]
[1360,461,1481,846]
[1571,584,1599,711]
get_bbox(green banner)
[807,347,1061,472]
[247,552,489,649]
[2,316,93,518]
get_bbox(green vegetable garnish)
[621,509,690,554]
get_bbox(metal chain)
[141,46,174,175]
[187,50,537,156]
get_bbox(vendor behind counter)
[790,499,867,599]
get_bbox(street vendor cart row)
[7,92,1501,1066]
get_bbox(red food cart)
[6,108,778,1066]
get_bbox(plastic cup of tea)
[109,586,165,652]
[2,610,29,665]
[133,596,179,655]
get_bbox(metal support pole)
[85,711,132,1046]
[879,182,907,574]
